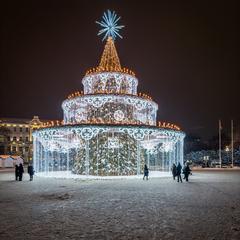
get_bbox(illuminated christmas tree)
[33,10,185,177]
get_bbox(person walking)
[182,163,191,182]
[171,163,177,180]
[15,164,19,181]
[18,163,24,181]
[176,162,182,183]
[27,164,34,181]
[143,164,149,180]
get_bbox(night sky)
[1,0,239,139]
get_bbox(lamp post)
[219,120,222,168]
[231,120,234,168]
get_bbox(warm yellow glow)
[39,119,181,131]
[158,121,181,131]
[67,90,153,101]
[85,67,135,76]
[225,146,230,152]
[85,37,135,76]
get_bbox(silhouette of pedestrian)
[15,164,19,181]
[18,163,24,181]
[143,164,149,180]
[27,164,34,181]
[171,163,177,180]
[176,162,182,183]
[182,163,191,182]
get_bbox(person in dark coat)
[15,164,19,181]
[27,164,34,181]
[171,163,177,180]
[176,162,182,183]
[18,163,24,181]
[143,164,149,180]
[182,163,191,182]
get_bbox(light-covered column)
[44,149,47,174]
[175,139,180,165]
[56,151,60,171]
[96,133,99,176]
[67,151,70,172]
[85,140,90,175]
[137,140,140,175]
[147,150,150,170]
[40,144,43,173]
[33,136,37,172]
[180,137,184,166]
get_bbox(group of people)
[15,163,190,182]
[171,162,191,182]
[143,162,192,182]
[15,163,34,181]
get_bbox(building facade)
[0,116,43,163]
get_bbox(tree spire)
[98,37,121,72]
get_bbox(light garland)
[40,120,181,131]
[34,125,184,142]
[85,67,135,76]
[67,90,152,101]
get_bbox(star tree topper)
[96,10,124,41]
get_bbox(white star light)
[96,10,124,41]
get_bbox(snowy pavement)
[36,170,171,179]
[0,170,240,240]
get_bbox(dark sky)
[1,0,239,139]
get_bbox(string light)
[67,90,152,100]
[85,67,135,76]
[40,119,181,131]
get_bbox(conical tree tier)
[99,37,121,71]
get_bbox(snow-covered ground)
[0,170,240,240]
[36,170,171,179]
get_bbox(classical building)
[0,116,43,163]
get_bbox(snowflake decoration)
[159,142,174,152]
[107,137,120,149]
[96,10,124,41]
[75,109,86,122]
[114,110,125,121]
